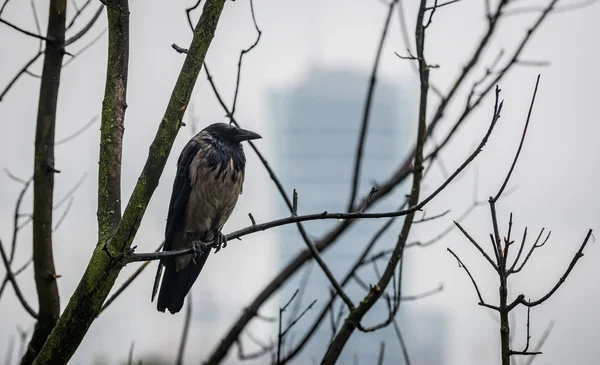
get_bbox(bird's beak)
[233,128,262,142]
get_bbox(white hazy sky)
[1,0,599,364]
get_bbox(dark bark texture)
[97,0,129,242]
[21,0,66,364]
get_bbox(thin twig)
[55,115,99,145]
[413,209,450,223]
[171,43,189,54]
[281,300,317,338]
[286,263,313,329]
[62,28,107,68]
[10,177,32,262]
[510,228,551,274]
[492,75,540,202]
[425,0,462,10]
[400,283,443,301]
[230,0,261,116]
[176,296,192,365]
[54,172,87,209]
[278,199,408,364]
[292,189,298,216]
[523,321,555,365]
[504,0,599,16]
[185,0,202,32]
[0,18,52,42]
[100,243,164,313]
[0,238,37,318]
[0,0,11,16]
[0,50,43,102]
[127,342,134,365]
[30,0,42,51]
[236,337,271,361]
[447,248,499,311]
[204,67,356,310]
[508,229,593,311]
[509,306,541,356]
[64,4,104,46]
[277,290,298,364]
[67,0,93,30]
[347,0,395,212]
[454,221,498,271]
[376,342,385,365]
[393,319,411,365]
[53,197,74,231]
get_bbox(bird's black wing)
[164,138,201,249]
[152,138,200,302]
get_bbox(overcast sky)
[1,0,599,364]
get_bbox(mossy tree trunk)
[30,0,227,363]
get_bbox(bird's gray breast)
[184,147,245,240]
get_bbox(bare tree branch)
[64,4,103,46]
[185,0,202,32]
[509,228,551,275]
[67,0,93,30]
[0,238,38,318]
[62,28,107,68]
[508,229,593,311]
[276,289,316,365]
[347,0,394,212]
[0,2,104,103]
[376,341,385,365]
[323,65,503,363]
[509,306,542,356]
[277,199,408,364]
[53,197,74,232]
[127,342,134,365]
[22,0,67,362]
[447,248,499,311]
[55,115,99,145]
[126,206,440,263]
[523,321,555,365]
[176,296,192,365]
[230,0,261,117]
[322,2,434,359]
[454,221,498,272]
[205,0,567,361]
[0,174,32,300]
[504,0,599,16]
[425,0,462,10]
[30,0,43,51]
[451,72,592,365]
[393,318,411,365]
[29,1,228,363]
[0,17,52,42]
[0,51,44,102]
[96,0,128,243]
[492,76,540,202]
[202,68,355,309]
[10,176,32,262]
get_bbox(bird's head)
[202,122,262,144]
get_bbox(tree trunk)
[21,1,66,364]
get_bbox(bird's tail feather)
[156,250,211,314]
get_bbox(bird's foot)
[190,240,206,264]
[213,231,227,253]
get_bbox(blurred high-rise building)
[268,66,447,364]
